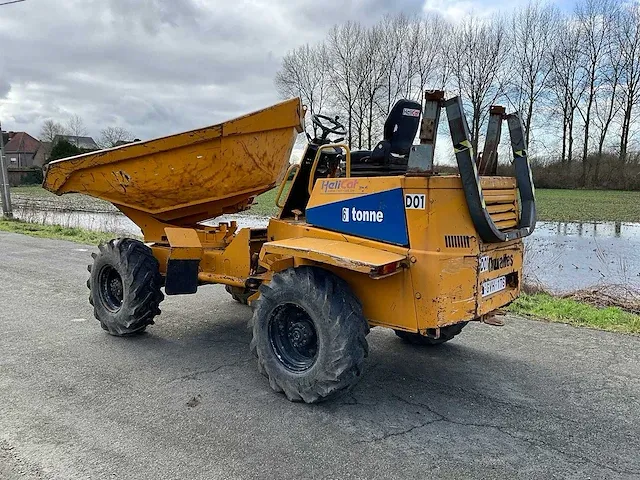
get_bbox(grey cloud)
[101,0,204,33]
[0,0,423,141]
[290,0,425,29]
[0,79,10,99]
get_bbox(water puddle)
[13,208,269,237]
[534,221,640,240]
[525,221,640,293]
[13,207,640,293]
[14,207,141,237]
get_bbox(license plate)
[482,276,506,297]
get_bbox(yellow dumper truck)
[43,90,536,403]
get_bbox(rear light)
[371,261,404,279]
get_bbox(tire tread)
[88,238,164,336]
[250,267,369,403]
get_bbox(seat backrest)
[383,99,422,156]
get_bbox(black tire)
[394,322,467,346]
[225,285,252,305]
[87,238,164,336]
[250,266,369,403]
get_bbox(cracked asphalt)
[1,232,639,479]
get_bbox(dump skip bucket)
[44,98,304,225]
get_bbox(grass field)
[11,186,53,196]
[0,219,125,244]
[9,185,640,222]
[250,185,288,216]
[535,189,640,223]
[508,293,640,334]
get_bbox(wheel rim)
[268,303,318,372]
[98,265,124,312]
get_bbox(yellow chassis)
[141,173,523,335]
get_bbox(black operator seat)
[349,99,422,177]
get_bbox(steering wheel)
[311,114,346,141]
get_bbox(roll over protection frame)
[441,95,536,243]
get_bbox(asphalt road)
[1,232,639,479]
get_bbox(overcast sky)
[0,0,570,142]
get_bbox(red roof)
[4,132,40,154]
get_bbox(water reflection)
[526,221,640,293]
[13,208,269,236]
[14,207,140,236]
[537,221,640,240]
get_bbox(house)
[3,131,42,168]
[53,134,99,150]
[113,139,141,147]
[33,141,52,167]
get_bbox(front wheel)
[250,267,369,403]
[88,238,164,336]
[394,322,467,346]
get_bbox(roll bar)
[409,90,536,243]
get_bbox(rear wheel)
[88,238,164,336]
[250,267,369,403]
[394,322,467,346]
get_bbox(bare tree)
[275,43,329,119]
[575,0,617,185]
[617,3,640,163]
[376,14,412,118]
[39,119,67,143]
[66,114,88,147]
[449,16,505,154]
[592,10,623,182]
[507,1,559,149]
[99,126,134,148]
[550,18,585,164]
[352,36,372,149]
[326,22,366,148]
[272,8,640,178]
[357,24,389,149]
[410,15,450,106]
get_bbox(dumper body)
[45,98,303,226]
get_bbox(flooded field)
[12,206,640,293]
[13,207,270,237]
[14,207,140,237]
[525,222,640,292]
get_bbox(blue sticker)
[306,188,408,246]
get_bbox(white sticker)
[343,207,384,223]
[405,194,426,210]
[479,255,489,273]
[402,108,421,117]
[482,276,507,297]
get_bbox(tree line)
[39,116,135,150]
[275,0,640,189]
